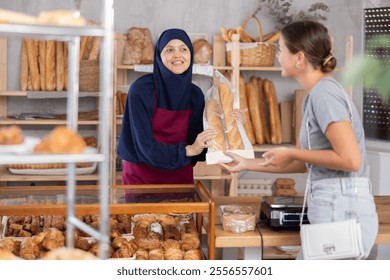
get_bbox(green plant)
[252,0,329,29]
[343,35,390,100]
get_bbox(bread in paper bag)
[204,70,254,164]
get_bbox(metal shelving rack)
[0,0,114,259]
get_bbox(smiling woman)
[117,28,218,197]
[160,39,191,74]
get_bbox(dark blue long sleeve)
[117,75,205,170]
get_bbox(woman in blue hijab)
[118,28,217,186]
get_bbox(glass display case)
[0,181,216,259]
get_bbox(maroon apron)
[122,92,193,186]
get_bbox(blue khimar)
[117,28,206,170]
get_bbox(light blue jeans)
[296,177,378,260]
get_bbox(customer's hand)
[259,147,292,169]
[218,151,247,173]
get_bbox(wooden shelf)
[0,91,100,98]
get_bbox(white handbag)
[300,112,365,260]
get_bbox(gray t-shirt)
[299,77,367,181]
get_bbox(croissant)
[135,248,149,260]
[149,248,164,260]
[181,233,201,251]
[165,247,183,260]
[184,249,202,260]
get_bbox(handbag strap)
[299,89,359,226]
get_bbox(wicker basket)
[227,16,276,67]
[79,59,100,92]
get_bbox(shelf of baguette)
[0,182,215,260]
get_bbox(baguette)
[25,39,40,91]
[116,91,124,115]
[239,75,255,144]
[218,83,244,150]
[236,26,255,43]
[56,41,64,91]
[220,27,231,42]
[246,77,265,145]
[45,41,56,91]
[79,36,88,62]
[263,79,282,144]
[20,39,29,91]
[265,31,281,43]
[82,37,94,60]
[38,41,46,91]
[206,98,226,151]
[257,77,271,144]
[88,37,101,60]
[63,43,68,90]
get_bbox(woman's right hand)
[185,129,218,157]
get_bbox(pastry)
[184,249,202,260]
[0,125,24,145]
[162,239,181,251]
[34,126,86,154]
[43,248,98,260]
[135,248,149,260]
[236,26,256,43]
[75,237,92,251]
[149,248,164,260]
[181,233,200,251]
[164,247,183,260]
[162,224,180,241]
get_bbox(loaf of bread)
[37,10,86,26]
[0,125,24,145]
[246,77,265,144]
[88,37,101,60]
[140,28,154,64]
[82,36,95,60]
[45,41,56,91]
[236,26,256,43]
[79,36,88,61]
[122,27,144,65]
[219,83,244,150]
[193,38,212,64]
[38,41,46,91]
[205,98,226,151]
[63,42,68,90]
[263,79,282,144]
[257,77,271,144]
[26,39,40,91]
[56,41,64,91]
[20,40,29,91]
[239,75,255,144]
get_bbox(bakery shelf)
[0,166,98,182]
[0,153,104,165]
[0,118,99,125]
[0,91,100,98]
[0,23,104,39]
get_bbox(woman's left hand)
[231,108,247,125]
[259,147,292,169]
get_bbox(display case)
[0,181,216,260]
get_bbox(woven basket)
[79,59,100,92]
[227,16,276,67]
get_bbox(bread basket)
[227,16,276,67]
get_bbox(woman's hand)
[218,151,247,173]
[259,147,293,169]
[186,129,218,157]
[231,108,247,125]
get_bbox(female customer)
[220,20,378,259]
[117,28,218,188]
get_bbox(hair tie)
[323,54,333,66]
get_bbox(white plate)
[8,162,98,175]
[0,136,40,155]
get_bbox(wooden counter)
[207,195,390,259]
